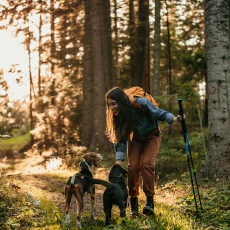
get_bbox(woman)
[106,87,182,216]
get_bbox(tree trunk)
[28,25,34,146]
[91,0,110,150]
[60,0,67,62]
[50,0,56,107]
[38,1,42,113]
[129,0,135,87]
[50,0,55,74]
[101,0,114,90]
[50,0,56,106]
[50,0,56,146]
[205,0,230,179]
[165,0,172,135]
[82,0,94,148]
[142,0,150,92]
[152,0,161,100]
[106,0,114,89]
[134,0,149,87]
[203,0,208,126]
[114,0,119,86]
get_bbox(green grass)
[60,202,196,230]
[0,132,30,150]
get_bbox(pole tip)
[178,99,184,101]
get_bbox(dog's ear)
[89,153,98,167]
[90,154,95,163]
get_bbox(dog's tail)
[84,175,113,190]
[64,173,76,196]
[70,173,77,185]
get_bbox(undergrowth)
[0,133,30,151]
[175,181,230,229]
[0,176,61,229]
[156,125,208,183]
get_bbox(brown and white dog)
[64,152,102,229]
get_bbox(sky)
[0,8,51,103]
[0,29,30,101]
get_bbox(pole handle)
[178,99,184,117]
[178,99,187,142]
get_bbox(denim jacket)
[114,97,175,161]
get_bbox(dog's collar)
[114,173,123,186]
[82,158,93,174]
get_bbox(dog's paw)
[77,221,82,229]
[66,213,70,223]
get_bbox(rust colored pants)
[128,129,161,197]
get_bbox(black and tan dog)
[84,164,128,226]
[64,152,102,229]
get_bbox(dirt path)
[2,150,188,223]
[13,173,105,218]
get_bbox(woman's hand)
[173,114,185,123]
[115,160,122,165]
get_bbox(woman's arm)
[136,98,184,125]
[137,98,174,124]
[114,142,127,164]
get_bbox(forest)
[0,0,229,229]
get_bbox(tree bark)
[114,0,119,86]
[203,0,208,126]
[50,0,55,74]
[142,0,150,92]
[105,0,114,89]
[165,0,172,135]
[91,0,110,150]
[28,25,34,146]
[50,0,56,146]
[129,0,135,86]
[152,0,161,100]
[60,0,67,62]
[82,0,94,148]
[100,0,114,91]
[205,0,230,178]
[134,0,149,88]
[38,0,42,113]
[50,0,56,107]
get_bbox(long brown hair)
[106,87,137,143]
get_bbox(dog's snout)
[96,154,103,161]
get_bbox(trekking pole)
[178,99,203,212]
[178,99,200,217]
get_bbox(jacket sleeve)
[137,98,175,125]
[114,142,127,161]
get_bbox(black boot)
[143,195,154,216]
[130,197,138,216]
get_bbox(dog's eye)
[90,154,94,159]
